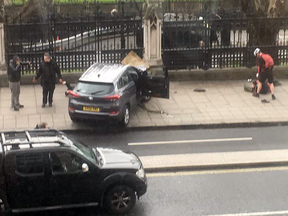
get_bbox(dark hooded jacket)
[8,57,21,82]
[35,59,62,85]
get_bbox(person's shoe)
[272,94,276,100]
[49,103,52,107]
[19,104,24,108]
[42,104,46,108]
[253,93,259,98]
[13,106,19,111]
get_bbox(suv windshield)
[68,137,97,165]
[76,82,114,95]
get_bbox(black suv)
[0,130,147,215]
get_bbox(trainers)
[272,94,276,100]
[49,103,52,107]
[253,93,259,98]
[19,104,24,108]
[42,104,46,108]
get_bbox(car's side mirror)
[82,163,89,173]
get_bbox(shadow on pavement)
[69,120,128,135]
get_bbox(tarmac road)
[20,167,288,216]
[16,126,288,216]
[65,125,288,157]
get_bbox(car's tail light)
[110,111,119,115]
[103,94,121,101]
[68,107,75,112]
[68,90,80,98]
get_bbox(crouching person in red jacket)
[253,48,276,100]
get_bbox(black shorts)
[259,67,274,84]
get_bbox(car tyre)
[120,105,130,127]
[105,185,136,215]
[141,96,151,102]
[69,114,79,122]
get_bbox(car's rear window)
[76,82,114,95]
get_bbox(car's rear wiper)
[90,90,104,95]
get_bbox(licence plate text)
[83,106,100,112]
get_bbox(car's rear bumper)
[69,109,123,121]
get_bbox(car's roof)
[79,63,129,83]
[0,130,73,152]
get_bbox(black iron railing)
[5,2,144,74]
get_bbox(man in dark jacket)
[33,53,63,107]
[8,55,29,111]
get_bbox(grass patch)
[13,0,144,5]
[12,0,27,5]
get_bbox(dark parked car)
[68,63,169,126]
[0,130,147,215]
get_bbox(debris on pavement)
[138,103,166,115]
[194,89,206,92]
[261,99,270,103]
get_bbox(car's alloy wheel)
[120,106,130,127]
[105,185,136,215]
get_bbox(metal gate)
[4,3,143,74]
[162,2,288,70]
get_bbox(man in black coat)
[8,55,29,111]
[33,53,63,107]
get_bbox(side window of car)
[127,69,139,82]
[49,152,83,174]
[118,72,132,89]
[16,153,44,175]
[117,78,124,89]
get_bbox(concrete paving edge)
[144,161,288,173]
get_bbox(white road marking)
[129,137,253,146]
[202,210,288,216]
[147,166,288,178]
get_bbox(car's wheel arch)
[99,173,137,207]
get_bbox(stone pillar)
[143,0,163,67]
[0,23,5,67]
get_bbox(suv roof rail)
[0,129,68,149]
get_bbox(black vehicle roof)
[0,130,73,153]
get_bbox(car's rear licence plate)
[83,106,100,112]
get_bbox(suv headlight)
[136,166,145,180]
